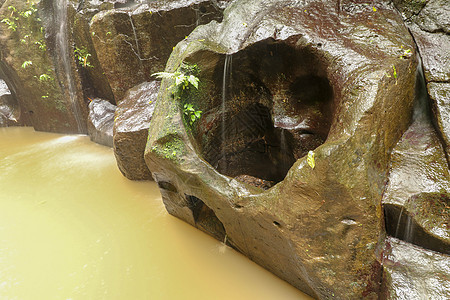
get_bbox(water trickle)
[55,0,86,133]
[394,206,404,239]
[280,128,287,157]
[218,234,229,253]
[220,54,232,172]
[393,205,415,243]
[128,13,142,61]
[404,214,415,243]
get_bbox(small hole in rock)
[273,221,281,227]
[185,195,226,241]
[157,181,177,193]
[384,200,449,255]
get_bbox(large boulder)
[114,81,159,180]
[144,0,418,298]
[87,98,116,147]
[71,0,116,104]
[381,237,450,299]
[89,0,227,101]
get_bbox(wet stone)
[0,79,20,126]
[429,82,450,152]
[90,0,226,101]
[381,237,450,300]
[87,99,116,147]
[394,0,450,83]
[113,81,159,180]
[383,116,450,254]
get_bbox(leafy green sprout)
[400,49,412,59]
[1,17,17,31]
[38,74,51,81]
[183,103,202,125]
[35,40,46,51]
[21,60,32,68]
[152,63,202,126]
[2,4,37,31]
[74,46,93,68]
[7,5,17,13]
[392,65,397,79]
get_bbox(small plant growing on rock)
[153,63,202,126]
[0,1,52,99]
[21,60,32,69]
[74,46,93,68]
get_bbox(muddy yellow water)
[0,127,311,300]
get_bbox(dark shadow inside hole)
[185,195,226,241]
[384,204,449,255]
[157,181,178,193]
[195,39,334,189]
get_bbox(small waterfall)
[393,205,415,243]
[218,234,228,253]
[220,54,232,172]
[280,128,287,155]
[55,0,86,133]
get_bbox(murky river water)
[0,127,311,300]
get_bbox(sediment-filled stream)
[0,127,310,299]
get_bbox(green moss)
[152,134,186,162]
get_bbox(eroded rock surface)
[114,81,159,180]
[381,237,450,300]
[87,98,116,147]
[90,0,226,101]
[144,0,417,298]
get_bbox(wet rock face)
[87,99,116,147]
[114,81,159,180]
[381,237,450,299]
[0,0,82,133]
[145,0,417,298]
[90,0,226,101]
[0,79,20,126]
[394,0,450,154]
[429,82,450,152]
[383,117,450,254]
